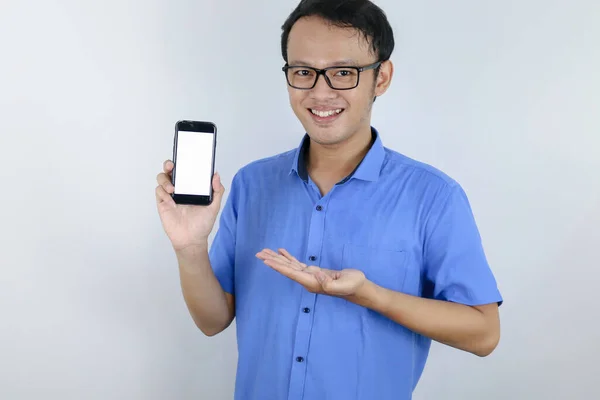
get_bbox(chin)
[305,126,354,147]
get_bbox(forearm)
[347,281,499,357]
[176,243,234,336]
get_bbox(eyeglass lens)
[286,67,359,89]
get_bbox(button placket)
[286,198,329,400]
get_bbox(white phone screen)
[174,130,214,196]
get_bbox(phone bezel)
[171,120,217,206]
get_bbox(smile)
[309,108,344,118]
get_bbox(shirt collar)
[290,126,385,184]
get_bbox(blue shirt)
[209,127,503,400]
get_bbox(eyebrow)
[287,59,360,67]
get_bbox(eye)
[295,69,312,76]
[335,69,356,77]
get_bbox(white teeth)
[311,108,343,117]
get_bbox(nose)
[310,73,337,100]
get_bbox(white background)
[1,0,598,399]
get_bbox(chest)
[233,178,425,300]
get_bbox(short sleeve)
[423,183,503,306]
[208,173,241,295]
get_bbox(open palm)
[256,248,366,296]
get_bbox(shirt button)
[309,256,317,261]
[296,356,304,362]
[303,307,310,313]
[316,205,323,211]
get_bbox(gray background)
[1,0,598,399]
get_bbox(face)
[285,16,393,147]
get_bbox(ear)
[374,60,394,97]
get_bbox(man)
[155,0,503,399]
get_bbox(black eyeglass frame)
[282,61,382,90]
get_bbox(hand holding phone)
[155,120,224,250]
[171,120,217,205]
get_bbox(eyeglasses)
[282,61,382,90]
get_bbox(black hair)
[280,0,395,64]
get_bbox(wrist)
[174,241,209,260]
[347,279,383,310]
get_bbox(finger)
[155,185,162,203]
[155,185,175,206]
[277,248,296,260]
[266,249,300,267]
[278,249,308,270]
[324,269,342,279]
[213,172,223,191]
[278,248,299,263]
[263,259,314,285]
[270,248,305,270]
[255,250,273,261]
[315,272,338,292]
[163,160,174,173]
[315,271,330,284]
[258,249,282,260]
[260,249,291,265]
[210,172,226,207]
[156,172,174,194]
[257,250,305,272]
[262,248,281,258]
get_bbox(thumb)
[211,172,225,209]
[212,172,226,202]
[316,271,332,288]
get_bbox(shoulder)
[382,146,460,193]
[231,148,296,186]
[379,147,477,229]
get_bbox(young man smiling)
[155,0,503,399]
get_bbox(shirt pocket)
[341,243,409,293]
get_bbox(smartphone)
[171,120,217,205]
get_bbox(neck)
[306,126,373,183]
